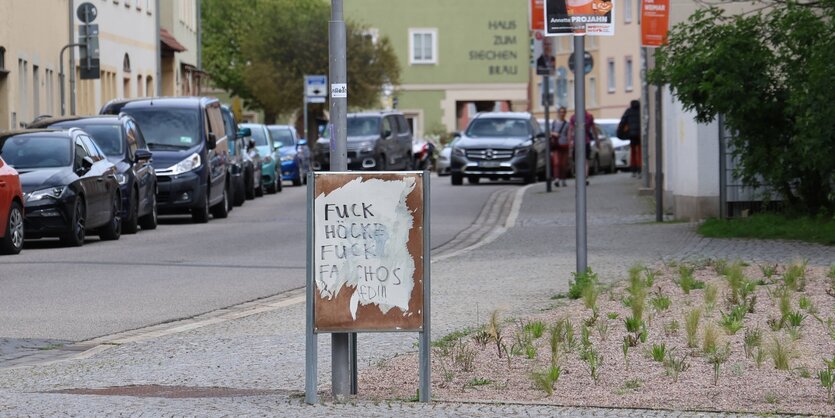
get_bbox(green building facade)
[344,0,531,139]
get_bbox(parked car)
[242,129,263,198]
[268,124,308,186]
[239,123,281,194]
[313,111,413,171]
[597,118,629,171]
[449,112,547,185]
[0,129,122,246]
[220,106,247,207]
[0,155,24,254]
[30,115,158,233]
[101,97,230,223]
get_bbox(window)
[32,65,40,116]
[624,0,633,23]
[18,59,28,123]
[607,59,615,93]
[625,57,634,92]
[45,69,54,115]
[589,77,598,106]
[137,75,143,97]
[381,116,393,136]
[0,46,6,71]
[409,29,437,64]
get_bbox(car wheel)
[467,175,480,185]
[0,201,24,255]
[266,177,277,194]
[138,189,158,230]
[192,190,210,223]
[276,172,283,193]
[608,155,617,174]
[244,168,255,200]
[255,181,264,197]
[123,189,139,234]
[523,171,536,184]
[211,187,230,219]
[292,174,302,187]
[592,156,600,175]
[451,173,463,186]
[60,198,86,247]
[376,155,388,171]
[234,177,246,206]
[99,193,122,241]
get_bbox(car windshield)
[268,127,294,147]
[69,124,123,157]
[124,108,200,150]
[466,118,531,138]
[0,135,72,169]
[598,123,617,139]
[322,117,380,138]
[241,126,269,147]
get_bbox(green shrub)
[569,268,598,299]
[651,294,672,311]
[677,265,705,294]
[531,365,561,396]
[685,308,701,348]
[624,316,642,333]
[650,343,667,362]
[523,320,546,339]
[743,327,762,358]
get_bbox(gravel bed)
[359,262,835,415]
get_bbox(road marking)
[3,184,532,369]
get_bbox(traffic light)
[78,24,100,80]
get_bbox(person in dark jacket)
[617,100,641,177]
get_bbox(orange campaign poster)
[544,0,615,37]
[530,0,545,30]
[641,0,670,47]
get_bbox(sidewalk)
[0,173,831,416]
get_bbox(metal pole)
[544,74,552,193]
[640,47,649,186]
[418,170,431,402]
[718,114,727,220]
[303,82,309,142]
[329,0,352,398]
[573,35,587,274]
[59,43,84,116]
[68,1,76,115]
[304,171,318,405]
[654,82,663,222]
[155,0,161,96]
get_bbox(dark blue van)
[100,97,230,223]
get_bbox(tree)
[650,1,835,215]
[202,0,400,124]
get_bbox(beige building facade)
[0,0,70,130]
[160,0,202,97]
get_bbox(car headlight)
[25,186,65,202]
[263,155,273,164]
[515,140,533,156]
[114,173,128,185]
[164,153,201,175]
[452,147,465,157]
[281,155,294,162]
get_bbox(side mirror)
[298,139,307,146]
[247,139,256,150]
[452,132,462,139]
[238,127,252,138]
[383,129,392,139]
[274,142,282,150]
[207,133,217,150]
[134,149,153,162]
[76,156,94,175]
[535,132,546,140]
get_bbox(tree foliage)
[650,1,835,214]
[202,0,400,122]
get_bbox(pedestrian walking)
[550,106,570,187]
[617,100,641,178]
[568,110,596,185]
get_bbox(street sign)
[78,24,100,80]
[568,50,594,74]
[641,0,670,47]
[544,0,616,36]
[76,2,97,23]
[305,75,327,103]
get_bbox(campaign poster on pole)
[641,0,670,47]
[544,0,615,36]
[530,0,545,31]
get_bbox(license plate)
[479,161,501,167]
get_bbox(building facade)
[159,0,201,97]
[73,0,158,115]
[0,0,70,130]
[345,0,530,138]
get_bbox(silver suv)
[314,111,413,171]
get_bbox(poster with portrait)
[544,0,615,36]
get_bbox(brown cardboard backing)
[313,172,424,332]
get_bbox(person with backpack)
[568,110,596,186]
[550,106,570,187]
[617,100,641,177]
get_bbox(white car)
[436,145,452,176]
[597,118,630,171]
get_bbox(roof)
[28,115,120,129]
[101,97,216,114]
[160,28,187,53]
[473,112,533,120]
[0,129,72,152]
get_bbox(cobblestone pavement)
[0,173,831,417]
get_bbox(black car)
[30,116,158,233]
[220,105,248,206]
[101,97,230,223]
[449,112,547,185]
[314,111,413,171]
[0,129,122,246]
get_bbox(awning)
[160,28,187,53]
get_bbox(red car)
[0,155,24,254]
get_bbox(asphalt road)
[0,174,512,342]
